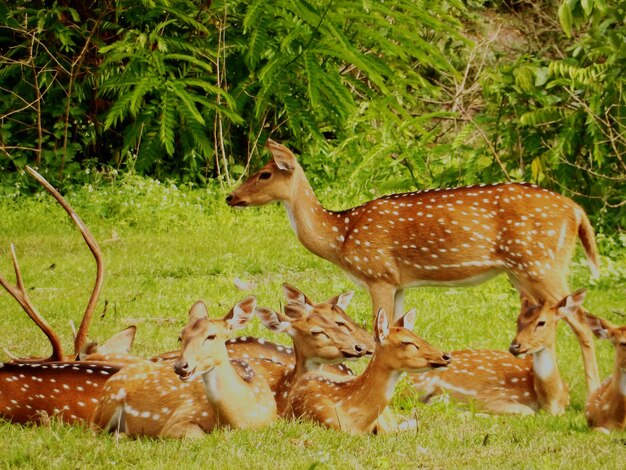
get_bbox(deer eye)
[259,171,272,180]
[335,321,350,332]
[311,329,328,338]
[536,321,546,327]
[402,341,419,350]
[205,334,217,342]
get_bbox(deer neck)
[334,350,401,430]
[200,360,256,427]
[290,344,323,386]
[607,363,626,424]
[282,174,344,263]
[532,346,568,413]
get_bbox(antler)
[0,167,104,360]
[24,166,104,356]
[0,244,65,361]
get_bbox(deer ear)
[395,309,416,331]
[189,301,209,322]
[226,296,256,330]
[583,313,615,340]
[94,326,137,355]
[327,291,354,311]
[556,289,587,318]
[374,308,389,344]
[284,303,308,320]
[255,307,291,333]
[267,140,297,172]
[283,283,311,311]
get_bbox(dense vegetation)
[1,0,624,232]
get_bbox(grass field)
[1,177,625,469]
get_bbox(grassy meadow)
[1,177,625,469]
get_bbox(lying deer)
[412,290,586,415]
[583,313,626,432]
[255,302,368,415]
[90,297,278,438]
[0,168,144,424]
[226,139,601,392]
[285,308,450,433]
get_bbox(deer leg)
[561,306,600,392]
[160,420,207,439]
[486,401,536,416]
[393,289,405,321]
[367,282,397,325]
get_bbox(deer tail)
[577,208,600,279]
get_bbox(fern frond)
[243,0,269,31]
[245,14,269,70]
[159,92,177,155]
[168,82,205,125]
[521,107,568,126]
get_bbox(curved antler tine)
[25,166,103,356]
[0,244,65,361]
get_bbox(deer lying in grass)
[0,167,144,424]
[285,308,450,433]
[226,139,601,392]
[412,290,586,415]
[583,314,626,432]
[90,297,278,438]
[255,302,368,415]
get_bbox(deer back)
[0,361,120,424]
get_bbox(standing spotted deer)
[226,139,601,391]
[583,314,626,432]
[413,290,586,415]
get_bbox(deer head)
[255,303,367,365]
[584,314,626,371]
[282,283,374,354]
[174,297,256,381]
[510,289,587,357]
[373,308,451,373]
[226,140,302,207]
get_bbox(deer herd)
[0,141,624,439]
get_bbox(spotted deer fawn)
[583,313,626,432]
[255,301,368,415]
[0,167,145,424]
[412,290,586,415]
[226,139,601,392]
[90,297,277,438]
[285,308,450,433]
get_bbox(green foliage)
[96,0,236,180]
[477,1,626,230]
[1,0,467,188]
[2,0,625,232]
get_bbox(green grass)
[1,178,625,469]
